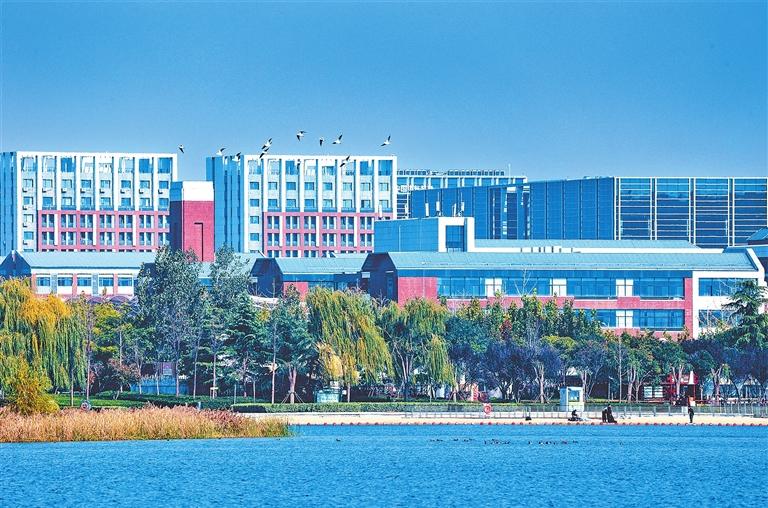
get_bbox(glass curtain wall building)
[1,151,177,253]
[395,168,526,218]
[409,176,768,248]
[207,154,396,257]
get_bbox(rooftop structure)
[207,154,396,257]
[409,176,768,249]
[1,151,177,253]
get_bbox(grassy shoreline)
[0,406,290,443]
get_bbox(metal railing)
[404,403,768,419]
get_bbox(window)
[24,196,35,206]
[77,276,92,288]
[81,197,93,209]
[616,310,633,328]
[140,180,151,190]
[81,179,92,189]
[57,276,73,288]
[445,225,465,251]
[140,198,151,209]
[635,278,684,299]
[249,215,260,224]
[285,161,298,176]
[249,181,260,190]
[616,279,633,297]
[159,180,169,190]
[550,279,567,297]
[361,199,372,209]
[101,180,112,189]
[100,197,112,209]
[24,214,34,225]
[42,179,53,189]
[286,182,297,191]
[323,199,334,209]
[698,278,748,297]
[323,182,333,191]
[121,198,133,209]
[159,198,169,210]
[249,199,261,207]
[286,199,298,209]
[360,183,372,192]
[119,158,134,173]
[322,166,336,177]
[99,276,113,288]
[341,217,354,230]
[305,182,316,191]
[379,182,390,191]
[635,310,684,330]
[118,276,134,287]
[250,233,260,242]
[379,200,390,210]
[268,199,279,209]
[322,217,336,229]
[62,197,74,207]
[62,179,74,189]
[61,157,75,173]
[268,182,278,190]
[157,158,172,174]
[305,199,316,209]
[139,159,153,174]
[267,216,280,229]
[37,276,51,288]
[378,159,393,176]
[248,160,263,175]
[23,231,34,240]
[343,199,354,210]
[343,183,353,191]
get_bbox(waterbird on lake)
[333,134,343,145]
[381,135,391,147]
[296,130,306,141]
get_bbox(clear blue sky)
[1,1,765,180]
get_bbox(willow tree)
[307,288,392,402]
[0,279,84,402]
[379,298,451,400]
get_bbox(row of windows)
[251,181,390,192]
[595,310,685,330]
[698,278,749,297]
[436,277,687,299]
[22,178,169,191]
[21,156,173,174]
[26,196,170,211]
[247,198,391,210]
[36,275,136,288]
[35,214,168,229]
[38,231,168,246]
[246,159,392,177]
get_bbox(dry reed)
[0,406,290,443]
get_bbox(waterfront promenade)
[246,411,768,426]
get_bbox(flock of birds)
[176,131,392,163]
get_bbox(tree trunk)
[289,367,298,404]
[346,382,351,403]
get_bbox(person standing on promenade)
[688,406,694,424]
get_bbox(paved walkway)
[245,412,768,426]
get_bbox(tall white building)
[1,151,177,253]
[207,154,396,257]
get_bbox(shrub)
[0,406,291,443]
[2,356,58,415]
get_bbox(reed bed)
[0,406,291,443]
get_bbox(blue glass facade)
[408,176,767,248]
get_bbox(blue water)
[1,425,766,507]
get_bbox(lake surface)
[1,425,766,507]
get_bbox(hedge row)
[231,402,506,413]
[95,391,235,410]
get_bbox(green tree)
[724,280,768,349]
[136,246,203,396]
[307,288,391,402]
[270,286,313,404]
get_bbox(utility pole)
[271,319,277,404]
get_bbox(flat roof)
[15,252,156,269]
[474,239,700,249]
[259,254,367,275]
[374,251,758,272]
